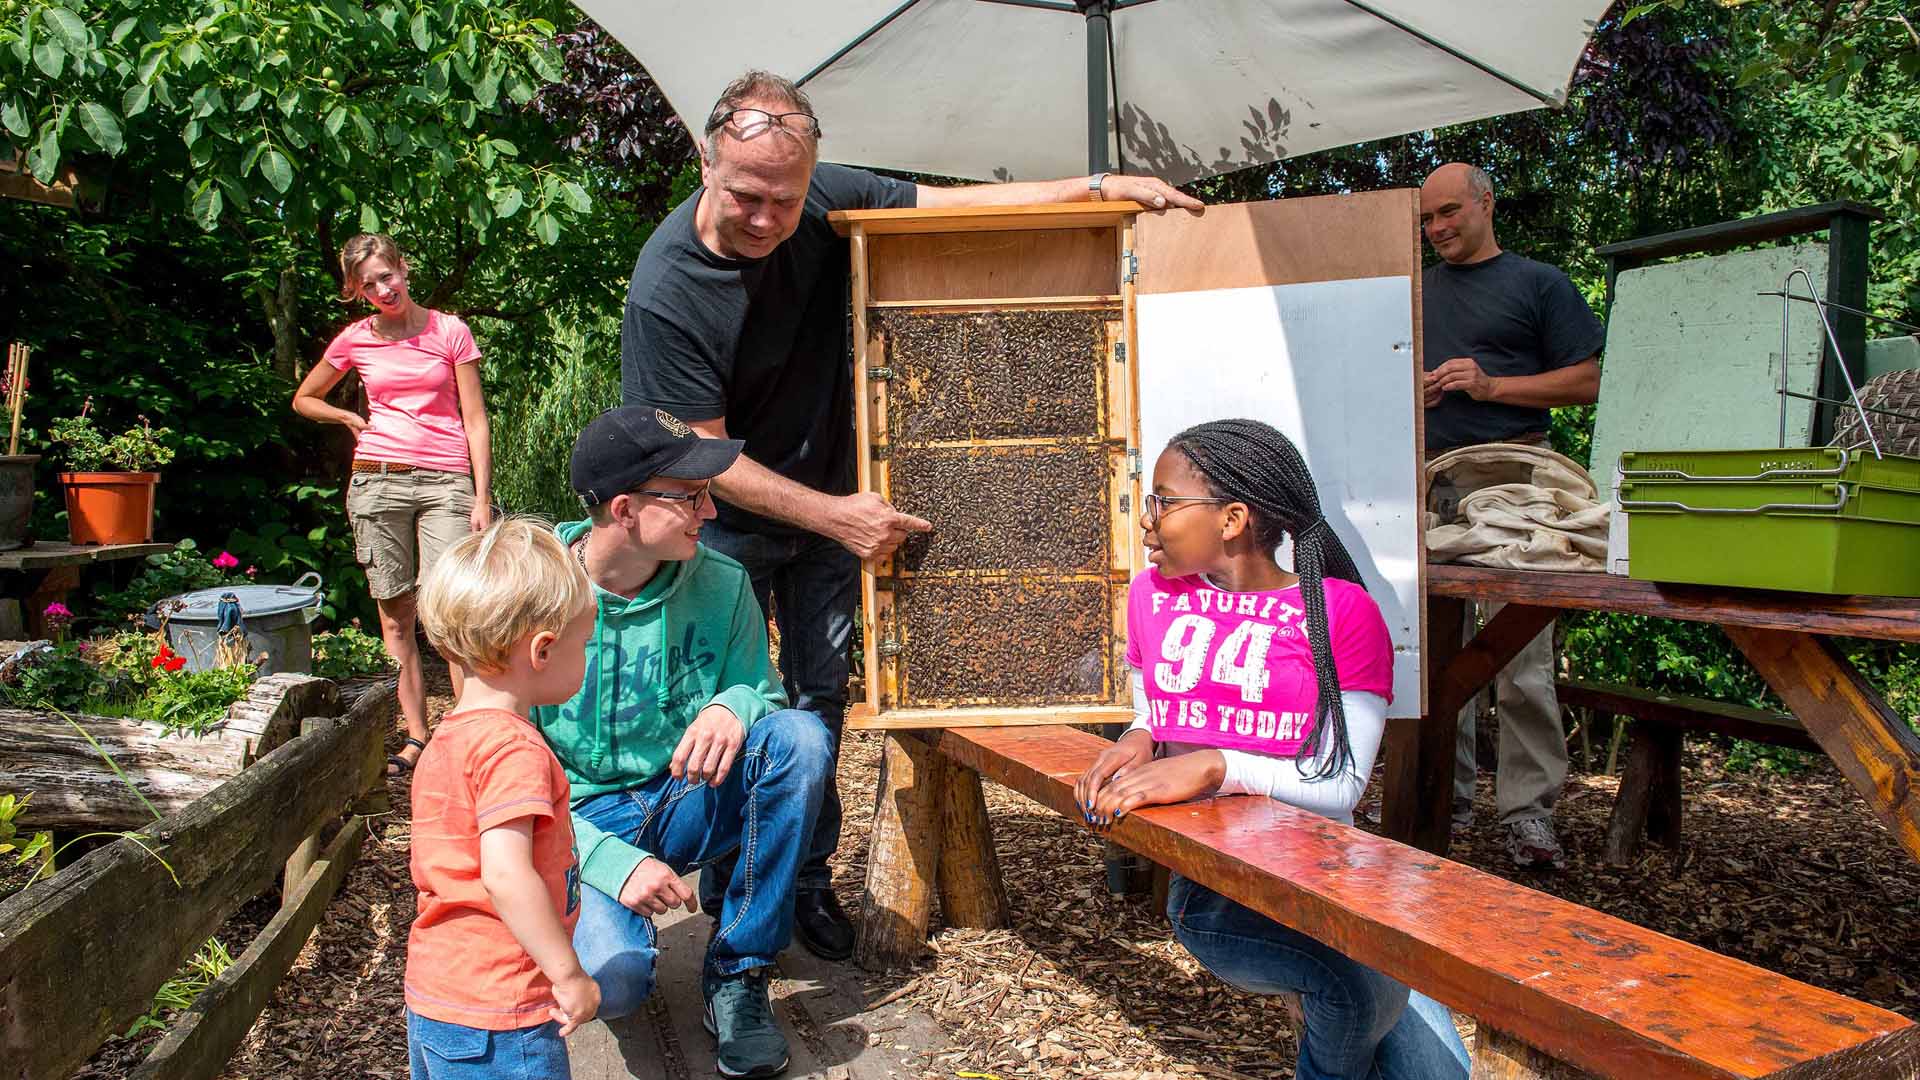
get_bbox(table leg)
[1384,599,1563,855]
[1724,626,1920,865]
[1383,595,1467,854]
[21,566,70,638]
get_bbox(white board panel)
[1137,277,1422,717]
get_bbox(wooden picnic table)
[1378,564,1920,863]
[0,540,172,637]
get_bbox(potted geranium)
[48,397,176,545]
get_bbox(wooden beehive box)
[831,204,1145,729]
[833,194,1427,730]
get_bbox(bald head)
[1420,163,1500,265]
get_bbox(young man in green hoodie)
[533,405,832,1080]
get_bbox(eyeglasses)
[706,108,823,141]
[1142,493,1226,524]
[635,483,712,509]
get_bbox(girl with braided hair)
[1075,419,1467,1079]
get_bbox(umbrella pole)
[1083,1,1112,173]
[1082,1,1144,895]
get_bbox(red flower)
[151,645,187,673]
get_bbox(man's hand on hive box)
[832,491,933,562]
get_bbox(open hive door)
[830,204,1146,729]
[1132,192,1428,715]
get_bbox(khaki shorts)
[345,466,474,600]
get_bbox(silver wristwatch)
[1088,172,1108,202]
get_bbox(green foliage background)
[3,0,1917,754]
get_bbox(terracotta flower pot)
[0,454,38,551]
[59,470,159,545]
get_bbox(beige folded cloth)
[1425,443,1609,572]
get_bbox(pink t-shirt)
[322,310,480,473]
[1124,568,1394,757]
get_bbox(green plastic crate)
[1617,480,1920,523]
[1617,447,1920,492]
[1618,480,1920,596]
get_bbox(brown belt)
[351,459,416,474]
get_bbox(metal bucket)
[147,573,325,674]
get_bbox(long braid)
[1170,419,1366,781]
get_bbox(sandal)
[387,737,427,777]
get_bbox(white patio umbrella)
[569,0,1613,186]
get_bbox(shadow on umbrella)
[1118,99,1294,181]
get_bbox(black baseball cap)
[570,406,744,508]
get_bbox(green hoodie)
[532,519,786,898]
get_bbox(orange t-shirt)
[404,709,581,1030]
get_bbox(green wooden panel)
[1865,334,1920,382]
[1592,243,1828,502]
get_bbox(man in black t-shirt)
[621,69,1199,999]
[1420,163,1604,872]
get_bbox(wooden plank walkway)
[569,871,945,1079]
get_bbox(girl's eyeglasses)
[1142,493,1226,523]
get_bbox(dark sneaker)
[1506,818,1567,870]
[703,968,789,1079]
[793,888,854,961]
[1451,797,1474,836]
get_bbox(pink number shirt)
[1124,567,1394,756]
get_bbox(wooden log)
[1724,626,1920,866]
[225,673,338,763]
[934,763,1007,930]
[0,713,381,1080]
[857,732,944,971]
[131,815,368,1080]
[0,710,252,830]
[1472,1025,1603,1079]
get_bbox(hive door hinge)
[1113,341,1127,364]
[868,366,895,380]
[1127,448,1143,478]
[1122,248,1139,284]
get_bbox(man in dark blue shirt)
[1420,162,1604,872]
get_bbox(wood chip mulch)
[69,666,1898,1080]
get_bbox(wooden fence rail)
[0,681,387,1080]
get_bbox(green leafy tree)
[1,0,599,377]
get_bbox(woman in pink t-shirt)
[293,234,493,775]
[1075,419,1467,1080]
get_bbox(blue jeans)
[698,520,858,899]
[1168,875,1469,1080]
[406,1010,569,1080]
[570,708,832,1018]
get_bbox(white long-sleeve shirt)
[1125,668,1386,825]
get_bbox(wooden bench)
[858,725,1920,1079]
[1556,679,1815,866]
